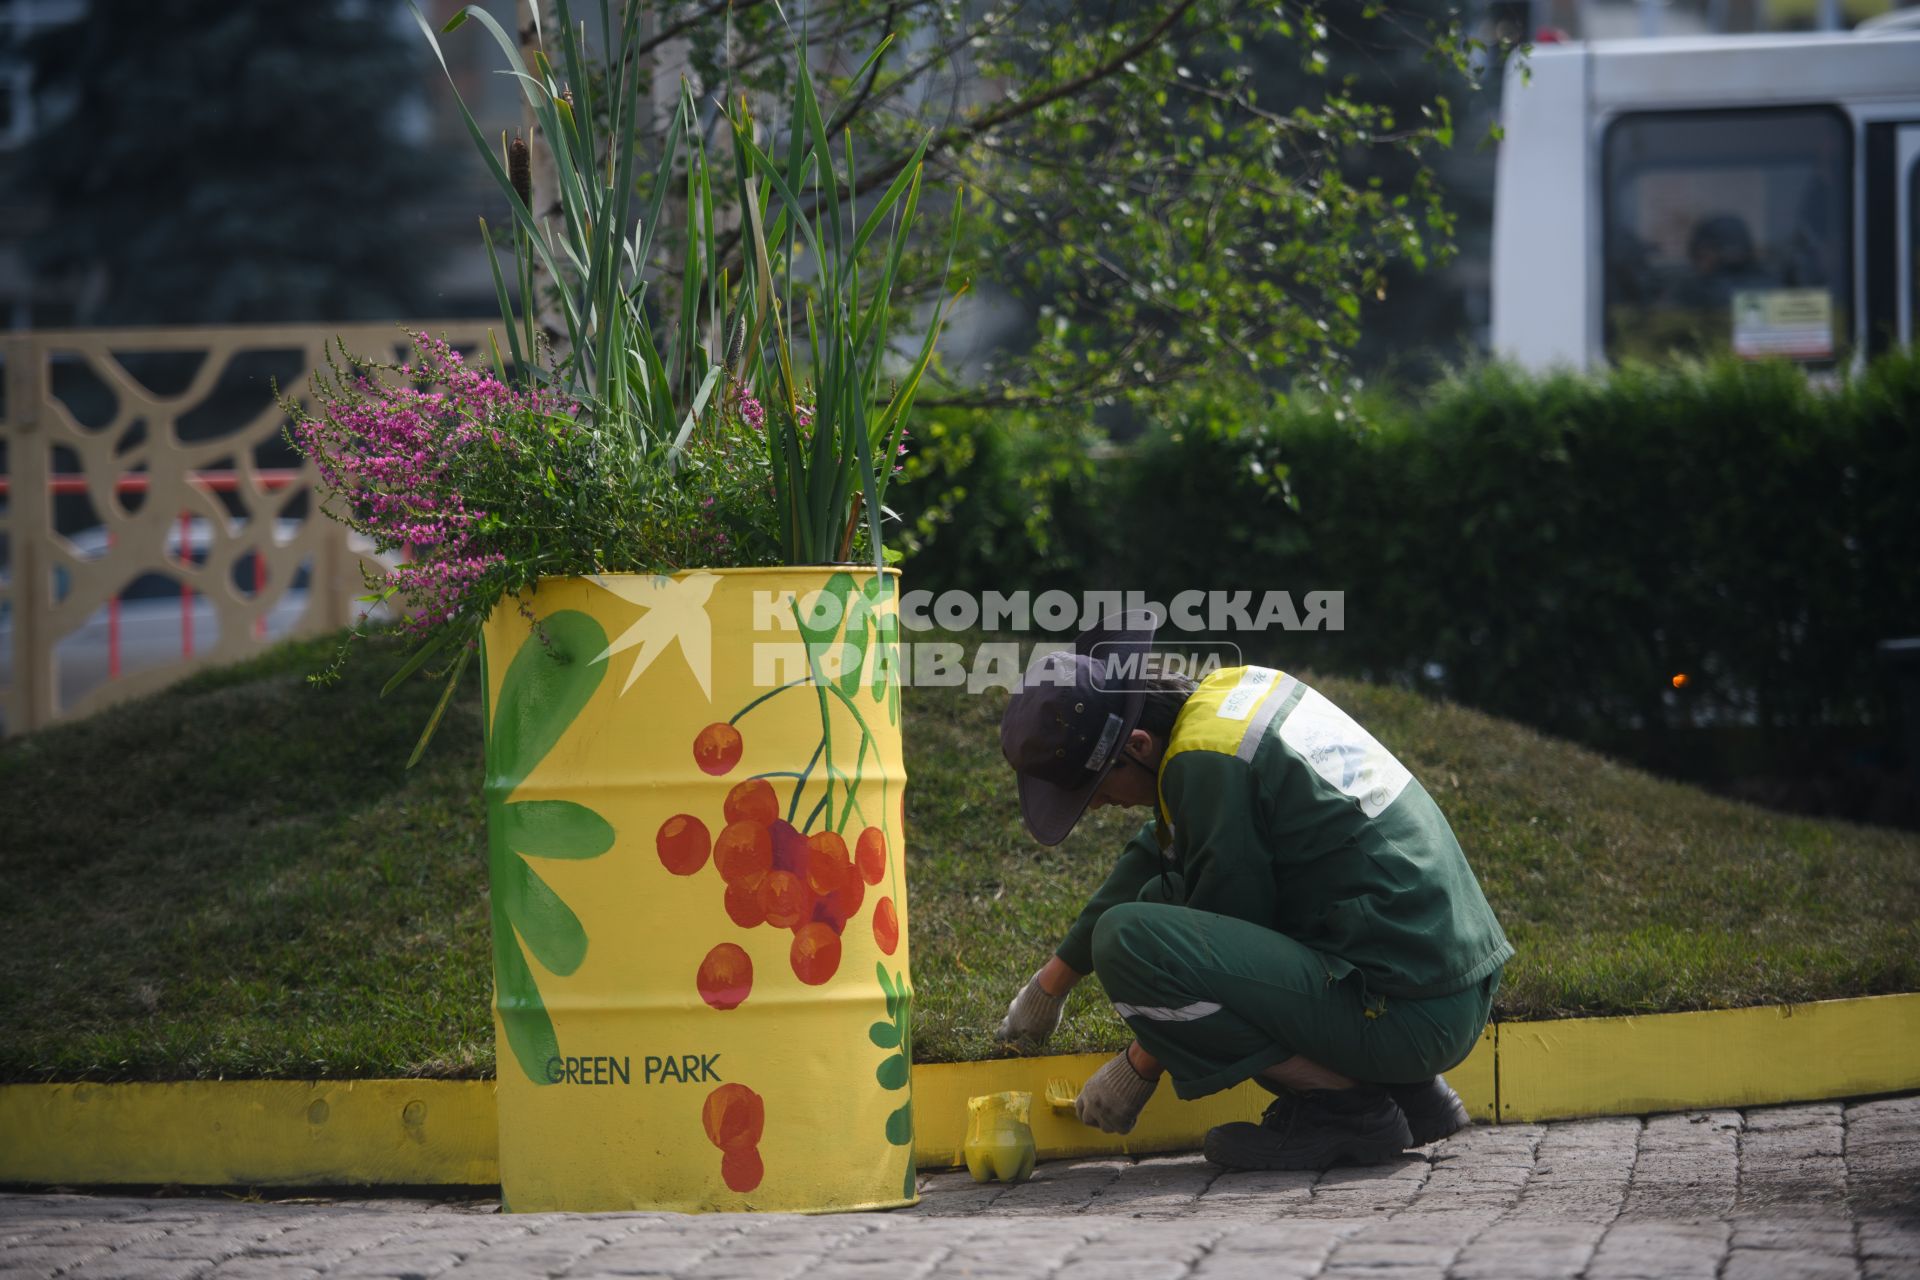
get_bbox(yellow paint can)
[964,1092,1038,1184]
[478,569,913,1213]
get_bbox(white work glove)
[1074,1051,1159,1135]
[994,971,1066,1051]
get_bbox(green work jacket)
[1057,666,1512,1000]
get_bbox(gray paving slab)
[0,1097,1913,1279]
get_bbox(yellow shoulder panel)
[1156,666,1289,825]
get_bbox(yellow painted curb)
[1496,992,1920,1122]
[1,996,1914,1189]
[0,1080,498,1188]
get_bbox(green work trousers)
[1090,901,1498,1100]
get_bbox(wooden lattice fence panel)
[0,322,494,735]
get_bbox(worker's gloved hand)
[994,971,1066,1051]
[1074,1051,1159,1135]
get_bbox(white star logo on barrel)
[588,572,721,699]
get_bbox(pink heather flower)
[739,394,765,432]
[298,330,555,635]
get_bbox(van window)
[1603,108,1851,365]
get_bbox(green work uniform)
[1056,666,1513,1099]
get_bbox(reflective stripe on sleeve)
[1235,674,1298,761]
[1112,999,1224,1022]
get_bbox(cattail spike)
[724,308,747,376]
[508,132,532,212]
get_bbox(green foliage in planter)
[287,6,957,760]
[726,39,959,567]
[414,2,957,572]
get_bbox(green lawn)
[2,629,1916,1082]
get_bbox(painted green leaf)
[869,626,896,707]
[795,572,861,700]
[481,610,613,1084]
[493,912,560,1084]
[796,572,855,649]
[884,1100,913,1145]
[500,857,589,976]
[856,575,896,706]
[485,610,609,794]
[868,1020,900,1049]
[840,574,893,701]
[876,1053,909,1090]
[838,612,869,700]
[502,799,614,860]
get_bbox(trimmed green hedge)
[901,355,1920,759]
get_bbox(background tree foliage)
[12,0,1484,398]
[570,0,1485,417]
[14,0,459,325]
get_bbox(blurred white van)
[1491,29,1920,371]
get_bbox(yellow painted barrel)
[478,568,913,1213]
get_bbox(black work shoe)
[1203,1086,1413,1171]
[1388,1075,1471,1147]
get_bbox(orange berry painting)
[723,874,768,929]
[804,835,851,898]
[873,896,900,956]
[856,827,887,885]
[790,921,842,985]
[703,1082,764,1150]
[693,722,744,776]
[759,870,810,929]
[723,778,780,826]
[703,1082,767,1194]
[714,821,773,884]
[697,943,753,1011]
[655,815,711,876]
[721,1145,764,1194]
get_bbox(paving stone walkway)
[3,1096,1915,1280]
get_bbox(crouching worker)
[994,610,1512,1171]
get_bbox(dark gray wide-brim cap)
[998,608,1159,845]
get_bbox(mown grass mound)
[3,630,1915,1081]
